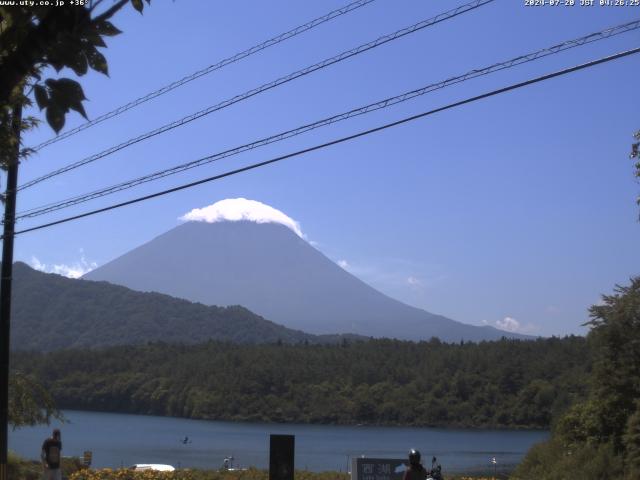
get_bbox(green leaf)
[69,101,88,119]
[94,20,122,37]
[86,47,109,76]
[85,29,107,48]
[68,51,89,76]
[47,55,65,73]
[9,372,63,428]
[46,105,66,134]
[131,0,144,13]
[33,85,48,111]
[45,78,85,100]
[47,33,89,76]
[45,78,88,120]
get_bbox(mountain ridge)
[84,220,530,342]
[10,262,362,351]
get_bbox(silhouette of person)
[41,428,62,480]
[403,449,427,480]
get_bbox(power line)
[31,0,377,152]
[15,19,640,221]
[10,46,640,238]
[19,0,496,191]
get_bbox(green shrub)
[512,437,623,480]
[8,451,41,480]
[8,452,85,480]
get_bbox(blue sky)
[11,0,640,337]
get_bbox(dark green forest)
[13,336,588,429]
[513,277,640,480]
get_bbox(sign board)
[351,458,407,480]
[82,451,92,467]
[269,434,294,480]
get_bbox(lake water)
[9,410,547,474]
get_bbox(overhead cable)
[31,0,378,152]
[10,46,640,238]
[15,19,640,220]
[19,0,496,191]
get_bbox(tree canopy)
[632,130,640,212]
[13,336,589,429]
[0,0,150,166]
[0,0,151,431]
[514,277,640,479]
[8,371,61,429]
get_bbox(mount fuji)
[84,199,529,342]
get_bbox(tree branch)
[0,1,127,108]
[93,0,129,23]
[0,9,62,107]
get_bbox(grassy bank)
[68,469,506,480]
[9,454,508,480]
[8,452,84,480]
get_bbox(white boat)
[131,464,176,472]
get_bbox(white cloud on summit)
[496,316,521,332]
[180,198,304,238]
[483,316,539,335]
[30,250,97,279]
[337,259,350,269]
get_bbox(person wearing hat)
[403,449,427,480]
[41,428,62,480]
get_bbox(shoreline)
[52,407,551,432]
[11,456,514,480]
[10,410,545,474]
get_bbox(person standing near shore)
[41,428,62,480]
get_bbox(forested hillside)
[10,262,357,350]
[13,336,588,429]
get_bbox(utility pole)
[0,102,22,480]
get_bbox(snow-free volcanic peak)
[85,200,530,342]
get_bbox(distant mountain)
[10,262,356,351]
[85,220,529,342]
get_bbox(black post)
[0,103,22,480]
[269,434,295,480]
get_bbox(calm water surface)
[9,410,547,474]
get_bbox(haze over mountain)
[10,262,356,351]
[85,199,528,342]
